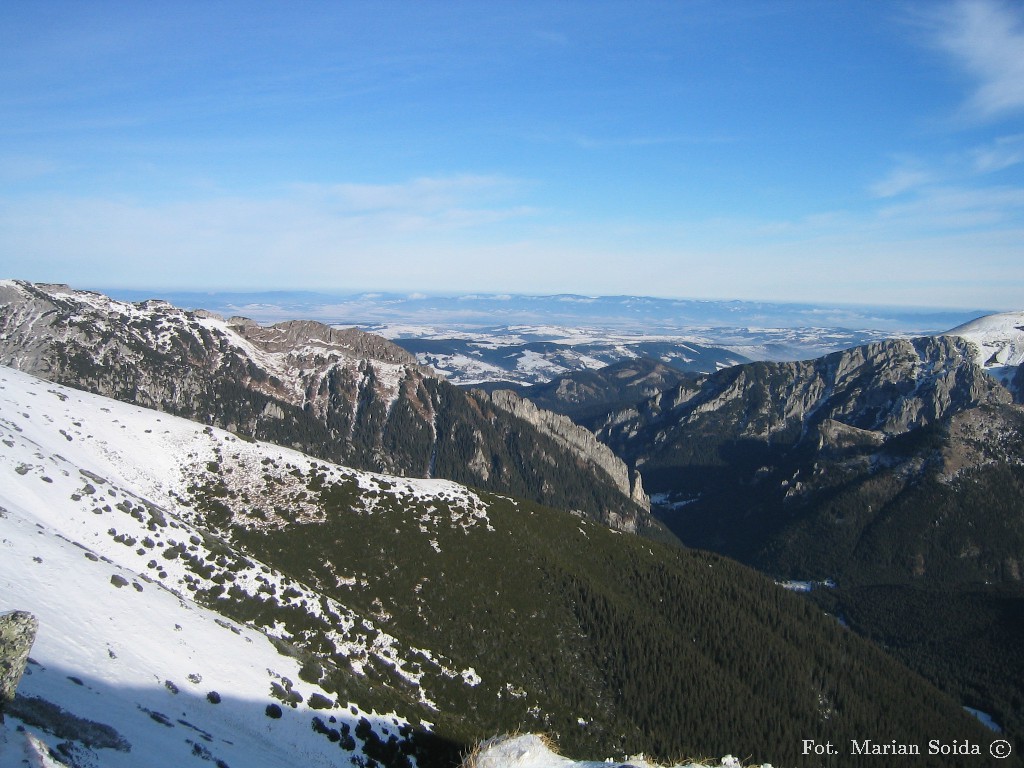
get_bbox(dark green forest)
[216,467,999,767]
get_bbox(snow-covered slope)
[0,364,475,767]
[945,311,1024,391]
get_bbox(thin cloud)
[972,133,1024,173]
[297,175,527,215]
[875,184,1024,228]
[0,175,542,288]
[870,164,934,198]
[930,0,1024,121]
[570,133,738,150]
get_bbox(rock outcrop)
[0,610,38,720]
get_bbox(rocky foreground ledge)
[465,734,773,768]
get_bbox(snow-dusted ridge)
[367,323,905,387]
[0,280,419,428]
[0,364,486,767]
[0,279,652,530]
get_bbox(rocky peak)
[943,310,1024,396]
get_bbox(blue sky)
[1,0,1022,309]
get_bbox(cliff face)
[486,389,649,516]
[505,356,695,427]
[0,280,651,532]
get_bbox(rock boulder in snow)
[0,610,38,718]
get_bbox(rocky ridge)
[591,333,1023,578]
[598,335,1009,464]
[495,356,694,427]
[0,280,652,533]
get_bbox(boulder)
[0,610,38,720]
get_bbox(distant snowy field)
[100,288,998,387]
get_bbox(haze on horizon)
[1,1,1023,311]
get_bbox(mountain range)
[101,287,991,387]
[1,280,1020,767]
[584,323,1024,748]
[100,289,985,337]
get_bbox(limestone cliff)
[486,389,649,512]
[598,335,1010,462]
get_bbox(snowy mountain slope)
[0,497,408,768]
[945,311,1024,396]
[0,365,1000,767]
[0,364,478,767]
[0,365,775,768]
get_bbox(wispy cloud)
[928,0,1024,121]
[971,133,1024,173]
[876,184,1024,228]
[295,175,527,218]
[870,161,935,198]
[869,132,1024,206]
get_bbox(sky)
[1,0,1023,310]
